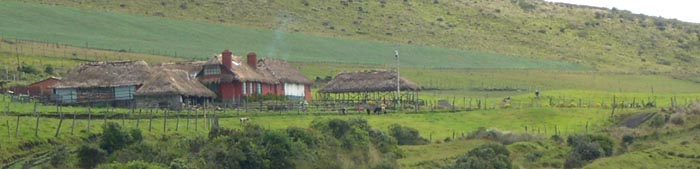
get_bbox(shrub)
[388,124,429,145]
[525,151,543,161]
[19,65,39,74]
[96,160,167,169]
[447,143,512,169]
[77,144,107,169]
[564,134,615,168]
[44,65,54,75]
[49,146,69,167]
[100,122,133,154]
[622,134,634,145]
[670,113,686,125]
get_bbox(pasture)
[0,1,584,70]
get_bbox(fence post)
[34,102,39,137]
[6,120,10,142]
[149,109,154,132]
[87,107,91,133]
[55,112,64,137]
[175,111,180,132]
[14,116,19,137]
[194,110,198,131]
[186,110,190,131]
[71,112,76,135]
[136,109,142,128]
[163,111,168,133]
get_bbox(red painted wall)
[219,82,235,100]
[304,85,312,100]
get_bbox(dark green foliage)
[564,134,615,168]
[388,124,429,145]
[622,134,634,145]
[77,144,107,169]
[447,143,512,169]
[96,160,167,169]
[370,129,402,157]
[49,146,69,167]
[130,128,143,143]
[466,127,538,145]
[100,122,134,154]
[263,131,295,169]
[44,64,54,74]
[19,64,39,74]
[169,158,193,169]
[525,151,543,161]
[287,127,320,147]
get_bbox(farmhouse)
[134,68,216,110]
[9,76,62,97]
[198,50,312,102]
[52,61,152,106]
[257,58,313,100]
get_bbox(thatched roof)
[319,70,420,93]
[135,68,217,97]
[200,55,276,83]
[258,59,312,85]
[53,61,152,88]
[155,61,206,74]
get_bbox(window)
[204,66,220,75]
[257,83,262,94]
[242,82,247,95]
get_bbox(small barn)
[134,68,217,110]
[257,59,313,100]
[28,77,61,96]
[198,50,277,102]
[319,70,420,108]
[52,61,151,106]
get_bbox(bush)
[49,146,69,167]
[96,160,167,169]
[447,143,512,169]
[44,65,54,75]
[19,65,39,74]
[100,122,134,154]
[388,124,429,145]
[564,134,615,168]
[670,113,686,125]
[77,144,107,169]
[622,134,634,145]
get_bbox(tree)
[448,143,512,169]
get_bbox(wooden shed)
[27,76,61,97]
[257,59,313,100]
[52,61,151,106]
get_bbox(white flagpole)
[395,48,401,112]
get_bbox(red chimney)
[247,52,257,69]
[222,50,232,69]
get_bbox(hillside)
[0,1,583,71]
[16,0,700,73]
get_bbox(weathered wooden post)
[175,111,180,132]
[71,112,76,135]
[611,95,616,120]
[14,116,19,137]
[163,111,168,133]
[136,109,142,128]
[55,107,64,137]
[149,109,154,132]
[87,106,91,133]
[186,110,190,131]
[34,102,39,137]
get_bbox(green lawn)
[0,1,584,70]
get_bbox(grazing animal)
[240,117,250,124]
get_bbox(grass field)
[0,1,585,70]
[16,0,700,75]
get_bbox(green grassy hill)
[0,1,583,70]
[16,0,700,73]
